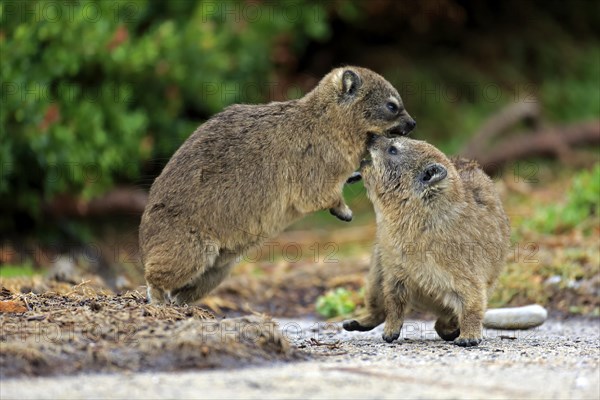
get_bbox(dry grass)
[0,283,299,377]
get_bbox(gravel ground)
[2,317,599,399]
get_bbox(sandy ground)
[2,317,598,400]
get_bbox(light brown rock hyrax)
[140,67,416,305]
[343,135,510,347]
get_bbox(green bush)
[0,263,35,277]
[0,0,333,232]
[315,287,362,318]
[1,0,598,239]
[525,164,600,234]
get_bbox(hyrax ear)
[419,163,447,185]
[341,70,361,97]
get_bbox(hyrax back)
[140,67,416,305]
[343,136,510,347]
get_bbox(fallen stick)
[43,187,148,217]
[463,101,540,158]
[463,120,600,171]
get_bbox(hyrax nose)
[406,118,416,132]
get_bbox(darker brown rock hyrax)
[140,67,416,305]
[343,136,510,347]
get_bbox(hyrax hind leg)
[343,250,385,332]
[144,238,221,304]
[454,286,486,347]
[147,285,169,304]
[170,254,236,305]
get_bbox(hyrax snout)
[343,136,510,347]
[140,66,415,305]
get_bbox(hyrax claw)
[454,337,482,347]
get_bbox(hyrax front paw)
[382,323,401,343]
[343,319,376,332]
[454,336,482,347]
[330,204,353,222]
[382,330,400,343]
[346,172,362,184]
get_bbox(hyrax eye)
[388,145,398,155]
[386,102,398,114]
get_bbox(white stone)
[483,304,548,330]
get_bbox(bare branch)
[43,187,148,218]
[463,101,541,159]
[463,120,600,172]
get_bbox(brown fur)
[343,136,510,347]
[140,67,415,304]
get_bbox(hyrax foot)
[435,318,460,341]
[437,328,460,342]
[147,285,169,304]
[170,259,235,305]
[343,319,377,332]
[455,299,484,347]
[382,322,402,343]
[330,204,353,222]
[343,311,385,332]
[454,336,482,347]
[382,329,400,343]
[346,172,362,184]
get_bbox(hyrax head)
[319,66,416,137]
[361,135,459,205]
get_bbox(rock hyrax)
[343,136,510,347]
[140,67,416,305]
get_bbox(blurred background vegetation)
[1,0,598,316]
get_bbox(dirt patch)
[0,285,301,378]
[204,258,369,316]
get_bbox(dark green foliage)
[0,0,332,232]
[316,287,363,318]
[525,164,600,234]
[0,0,598,237]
